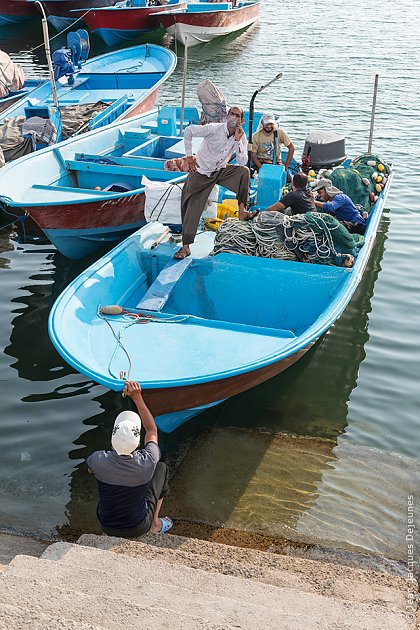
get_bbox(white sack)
[144,176,184,224]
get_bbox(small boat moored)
[75,0,187,47]
[47,140,392,432]
[159,0,260,47]
[0,36,176,165]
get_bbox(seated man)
[313,178,366,234]
[265,172,315,215]
[251,112,294,173]
[87,380,172,538]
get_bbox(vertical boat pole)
[35,0,59,109]
[179,35,188,136]
[368,74,379,154]
[247,72,282,169]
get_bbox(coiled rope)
[212,212,361,265]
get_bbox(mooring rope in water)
[0,206,27,243]
[97,305,190,380]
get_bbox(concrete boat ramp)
[0,531,417,629]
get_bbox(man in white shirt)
[174,106,255,259]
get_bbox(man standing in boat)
[87,380,173,537]
[174,105,256,259]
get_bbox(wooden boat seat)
[66,159,143,176]
[28,184,116,200]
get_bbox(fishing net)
[329,153,391,213]
[212,211,364,266]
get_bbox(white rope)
[28,8,95,54]
[212,212,351,264]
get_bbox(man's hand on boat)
[123,380,142,399]
[186,155,197,171]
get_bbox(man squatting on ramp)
[87,381,172,538]
[174,105,257,259]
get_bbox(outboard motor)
[52,30,90,85]
[302,131,346,170]
[67,29,90,71]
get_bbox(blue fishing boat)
[76,0,187,48]
[48,144,392,432]
[0,105,262,258]
[0,33,176,164]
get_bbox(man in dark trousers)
[87,380,172,538]
[174,105,256,259]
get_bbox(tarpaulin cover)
[0,51,25,98]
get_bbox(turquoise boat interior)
[1,106,263,208]
[49,221,351,391]
[0,42,176,148]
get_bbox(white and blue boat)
[0,33,176,158]
[0,105,262,258]
[48,147,392,432]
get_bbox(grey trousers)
[181,164,250,245]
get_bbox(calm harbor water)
[0,0,419,560]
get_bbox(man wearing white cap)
[251,112,294,173]
[87,381,172,538]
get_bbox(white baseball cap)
[261,112,276,125]
[111,411,141,455]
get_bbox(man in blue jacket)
[313,178,366,234]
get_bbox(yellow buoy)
[375,183,382,193]
[217,203,238,220]
[376,175,383,183]
[378,163,385,172]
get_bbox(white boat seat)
[136,256,193,312]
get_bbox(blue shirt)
[322,194,365,225]
[87,442,160,529]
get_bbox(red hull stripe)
[42,0,115,18]
[160,3,259,28]
[0,0,39,17]
[82,4,185,30]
